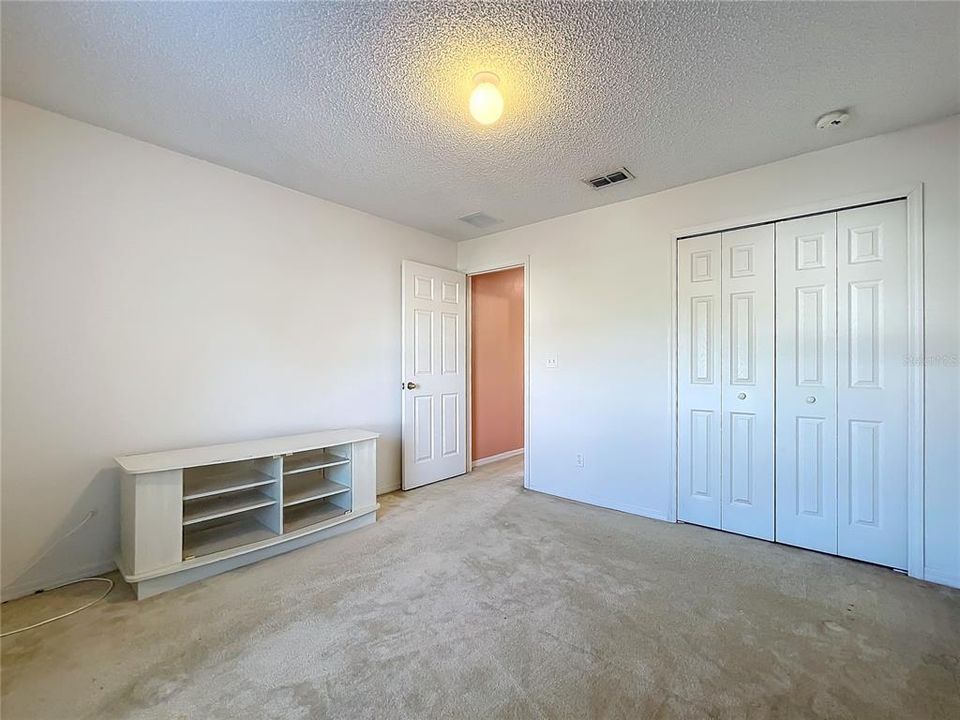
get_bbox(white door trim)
[904,188,924,579]
[669,185,924,579]
[460,257,531,490]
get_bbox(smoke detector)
[584,167,634,190]
[816,110,850,130]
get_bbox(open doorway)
[400,259,527,492]
[467,265,526,487]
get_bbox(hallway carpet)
[2,456,959,719]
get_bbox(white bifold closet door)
[677,233,722,529]
[775,212,839,554]
[677,227,774,539]
[775,201,908,569]
[720,225,775,540]
[680,199,908,568]
[836,201,908,569]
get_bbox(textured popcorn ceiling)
[2,2,958,241]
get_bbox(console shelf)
[183,516,276,560]
[183,467,276,501]
[283,475,350,507]
[283,500,349,533]
[117,428,379,599]
[182,489,276,526]
[282,451,350,475]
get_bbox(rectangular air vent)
[584,167,634,190]
[458,211,502,229]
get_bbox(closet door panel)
[837,200,908,569]
[775,213,838,554]
[678,234,722,529]
[720,225,774,540]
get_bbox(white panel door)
[775,213,838,554]
[402,260,467,490]
[837,200,908,569]
[677,233,722,529]
[720,225,775,540]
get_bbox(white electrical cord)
[1,578,114,638]
[1,510,114,638]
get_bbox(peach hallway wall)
[471,267,524,461]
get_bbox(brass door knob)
[405,381,418,390]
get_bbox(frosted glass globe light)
[469,72,503,125]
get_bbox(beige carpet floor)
[2,456,959,719]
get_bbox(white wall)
[1,99,456,599]
[459,116,960,588]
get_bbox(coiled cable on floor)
[1,510,113,638]
[1,578,114,638]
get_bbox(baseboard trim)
[377,480,401,495]
[1,560,118,603]
[525,485,670,523]
[472,448,524,468]
[923,568,960,589]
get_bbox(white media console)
[116,428,379,599]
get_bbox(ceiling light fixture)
[469,72,503,125]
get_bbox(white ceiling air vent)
[584,167,634,190]
[458,211,502,229]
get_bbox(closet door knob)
[806,396,816,404]
[737,392,747,400]
[405,381,418,390]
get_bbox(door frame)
[668,185,925,579]
[460,256,531,489]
